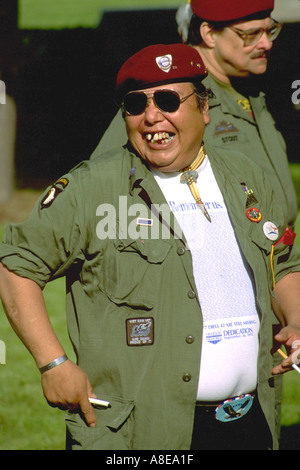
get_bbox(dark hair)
[191,80,214,111]
[187,14,232,45]
[187,10,273,45]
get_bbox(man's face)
[212,17,275,77]
[125,82,209,173]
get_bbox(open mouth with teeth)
[145,132,175,145]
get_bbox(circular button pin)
[177,247,185,256]
[246,207,262,223]
[263,221,279,241]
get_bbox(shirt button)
[188,290,196,299]
[186,335,195,344]
[182,373,192,382]
[177,247,185,256]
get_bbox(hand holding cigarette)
[277,348,300,375]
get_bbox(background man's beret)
[190,0,274,22]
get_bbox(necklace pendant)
[179,148,211,223]
[180,170,198,185]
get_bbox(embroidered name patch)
[126,317,154,346]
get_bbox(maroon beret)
[116,43,207,99]
[190,0,274,22]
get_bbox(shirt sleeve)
[273,237,300,285]
[0,173,84,288]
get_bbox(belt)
[196,393,256,423]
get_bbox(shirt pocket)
[65,396,135,450]
[98,236,172,310]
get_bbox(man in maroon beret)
[177,0,297,227]
[1,43,300,451]
[93,0,297,235]
[188,0,277,77]
[91,7,299,447]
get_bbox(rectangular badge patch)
[126,317,154,346]
[136,217,153,227]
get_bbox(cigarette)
[88,397,111,408]
[277,348,300,374]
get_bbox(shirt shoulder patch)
[41,177,69,209]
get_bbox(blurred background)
[0,0,300,450]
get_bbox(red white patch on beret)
[156,54,172,73]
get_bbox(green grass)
[0,287,69,449]
[19,0,183,29]
[0,278,73,450]
[290,163,300,210]
[0,220,75,448]
[283,175,300,428]
[1,175,300,449]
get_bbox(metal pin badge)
[137,218,153,227]
[263,221,279,241]
[246,207,262,223]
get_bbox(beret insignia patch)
[156,54,172,73]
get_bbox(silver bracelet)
[39,354,68,374]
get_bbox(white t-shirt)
[152,156,260,401]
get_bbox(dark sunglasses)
[122,89,196,116]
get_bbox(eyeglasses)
[228,22,282,47]
[122,89,196,116]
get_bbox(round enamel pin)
[263,221,279,241]
[246,207,262,223]
[215,394,254,422]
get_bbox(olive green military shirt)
[0,144,298,450]
[91,73,298,227]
